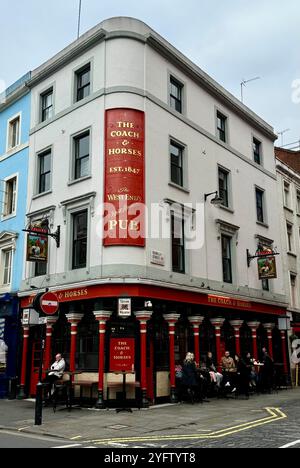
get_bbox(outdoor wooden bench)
[73,380,98,402]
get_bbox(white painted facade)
[20,17,286,309]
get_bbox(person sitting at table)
[221,351,237,392]
[206,352,223,388]
[45,354,66,395]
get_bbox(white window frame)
[1,173,18,220]
[2,249,12,286]
[0,232,17,293]
[6,112,21,152]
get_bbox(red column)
[44,317,59,374]
[18,325,30,399]
[94,311,112,409]
[247,322,260,361]
[135,311,152,408]
[188,316,204,365]
[230,320,244,357]
[163,313,180,403]
[281,330,289,374]
[264,323,275,360]
[211,318,225,371]
[66,314,84,374]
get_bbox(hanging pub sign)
[26,223,48,263]
[118,298,132,318]
[257,250,277,280]
[109,338,135,372]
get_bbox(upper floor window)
[297,190,300,214]
[170,77,183,113]
[256,188,265,223]
[7,115,20,150]
[262,279,269,291]
[253,138,262,165]
[221,235,232,283]
[2,176,17,217]
[171,212,185,274]
[218,167,230,208]
[216,111,227,143]
[74,131,90,180]
[284,181,291,208]
[287,223,293,252]
[38,149,51,194]
[2,249,12,286]
[72,210,88,270]
[170,141,184,187]
[75,64,91,102]
[41,88,54,122]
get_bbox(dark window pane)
[256,189,264,223]
[217,112,227,142]
[222,235,232,283]
[170,142,183,186]
[76,66,91,102]
[72,211,88,269]
[219,169,229,207]
[171,213,185,273]
[74,132,90,179]
[38,151,51,193]
[253,138,261,165]
[41,90,53,122]
[170,77,183,113]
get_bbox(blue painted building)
[0,73,31,397]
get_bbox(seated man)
[221,351,237,392]
[45,354,66,395]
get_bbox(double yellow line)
[87,408,287,446]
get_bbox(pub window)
[40,88,54,122]
[170,76,183,113]
[253,138,262,165]
[38,149,51,194]
[3,176,17,217]
[171,212,185,274]
[217,111,227,143]
[73,131,90,180]
[218,167,229,208]
[7,115,20,150]
[72,210,88,270]
[77,313,98,371]
[170,141,184,187]
[221,235,232,284]
[75,64,91,102]
[256,188,265,223]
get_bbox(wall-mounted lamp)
[204,191,223,206]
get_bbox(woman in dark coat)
[182,352,198,403]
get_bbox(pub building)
[18,17,290,406]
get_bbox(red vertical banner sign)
[104,108,145,246]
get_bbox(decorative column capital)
[163,313,181,324]
[264,323,275,331]
[93,311,113,322]
[211,318,225,329]
[135,311,153,322]
[188,316,205,326]
[46,316,59,326]
[66,313,84,324]
[230,320,244,330]
[247,321,261,330]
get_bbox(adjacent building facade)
[17,18,289,406]
[0,73,31,397]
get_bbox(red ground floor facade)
[19,283,289,406]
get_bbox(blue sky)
[1,0,299,146]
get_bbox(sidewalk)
[0,389,299,442]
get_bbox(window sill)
[168,182,190,194]
[68,175,92,186]
[284,206,294,214]
[287,251,297,258]
[218,205,234,214]
[32,190,52,200]
[1,213,17,222]
[256,221,269,229]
